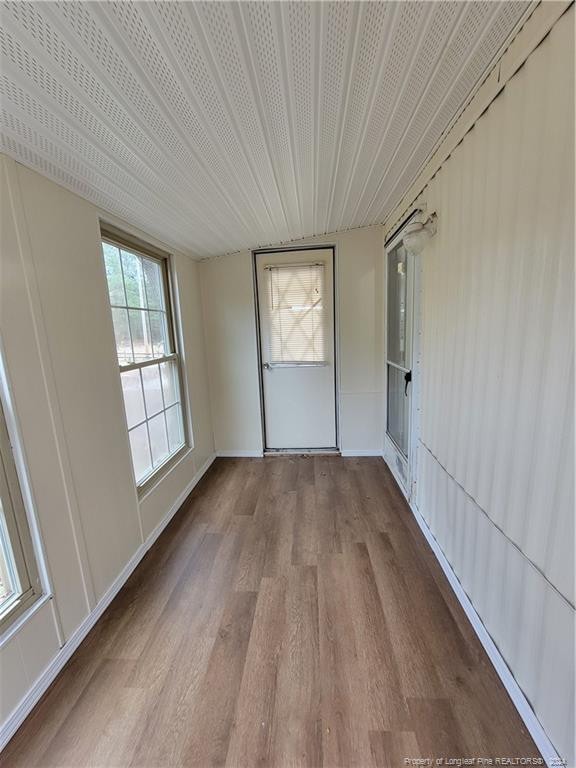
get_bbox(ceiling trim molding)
[383,0,570,238]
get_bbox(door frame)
[383,214,422,503]
[252,244,340,453]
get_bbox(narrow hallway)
[3,457,539,767]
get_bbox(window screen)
[266,263,326,364]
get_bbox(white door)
[255,248,337,450]
[384,234,416,496]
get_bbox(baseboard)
[144,453,216,549]
[217,449,381,457]
[0,452,216,752]
[216,450,264,458]
[264,448,339,456]
[340,449,382,457]
[0,546,144,751]
[381,456,560,767]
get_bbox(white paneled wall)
[0,155,215,745]
[410,9,574,761]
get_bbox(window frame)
[0,400,42,634]
[100,228,190,493]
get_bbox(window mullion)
[126,414,149,433]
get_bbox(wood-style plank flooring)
[3,457,540,767]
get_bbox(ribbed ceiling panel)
[0,1,532,257]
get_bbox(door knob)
[404,370,412,395]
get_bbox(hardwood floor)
[2,457,540,767]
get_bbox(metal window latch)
[404,370,412,395]
[263,362,271,370]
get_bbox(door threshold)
[264,448,340,456]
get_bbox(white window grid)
[102,237,186,486]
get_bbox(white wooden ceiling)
[0,1,532,258]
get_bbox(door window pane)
[387,365,409,456]
[387,244,408,367]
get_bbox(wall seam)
[419,439,575,611]
[5,158,96,620]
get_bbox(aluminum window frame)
[101,230,189,492]
[0,401,42,634]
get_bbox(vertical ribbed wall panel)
[414,8,574,762]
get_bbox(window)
[101,233,186,487]
[386,242,411,457]
[266,262,326,364]
[0,400,41,632]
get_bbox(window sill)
[137,443,193,504]
[267,361,328,368]
[0,592,52,649]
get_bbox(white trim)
[265,449,339,456]
[137,444,194,505]
[340,449,382,457]
[216,450,264,458]
[383,434,409,492]
[142,453,216,549]
[382,454,561,767]
[3,157,96,619]
[0,594,52,649]
[0,452,216,752]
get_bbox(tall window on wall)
[0,400,42,631]
[101,231,187,488]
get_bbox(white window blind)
[266,262,326,364]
